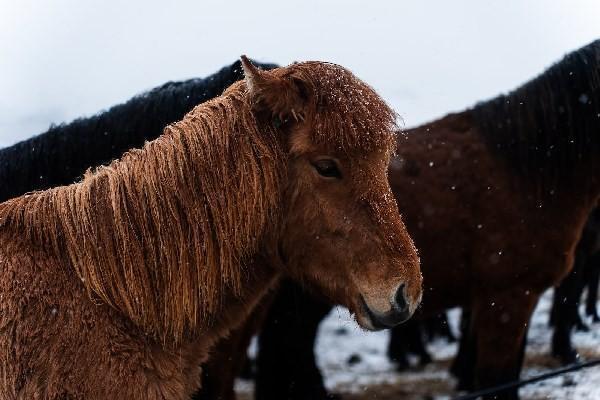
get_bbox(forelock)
[285,62,398,156]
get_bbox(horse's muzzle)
[360,284,413,329]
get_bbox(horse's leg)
[424,312,456,342]
[191,291,276,400]
[585,253,600,322]
[470,290,539,400]
[550,255,585,364]
[193,339,244,400]
[549,288,560,327]
[451,309,476,391]
[407,321,432,366]
[574,253,591,331]
[255,280,334,400]
[388,325,408,369]
[437,312,457,342]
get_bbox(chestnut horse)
[0,58,422,399]
[212,40,600,400]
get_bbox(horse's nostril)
[394,283,408,312]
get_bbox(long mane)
[471,40,600,189]
[0,81,284,343]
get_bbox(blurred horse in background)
[399,207,600,377]
[0,59,277,200]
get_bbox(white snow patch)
[236,291,600,399]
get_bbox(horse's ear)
[241,55,267,94]
[241,55,310,125]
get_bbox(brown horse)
[0,58,422,399]
[390,40,600,399]
[197,40,600,400]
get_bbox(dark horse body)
[240,40,600,400]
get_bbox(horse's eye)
[312,159,342,179]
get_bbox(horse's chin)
[352,297,386,332]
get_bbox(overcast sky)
[1,0,599,148]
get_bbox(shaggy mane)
[472,40,600,189]
[0,82,285,343]
[291,62,398,155]
[0,61,398,344]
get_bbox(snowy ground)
[235,289,600,399]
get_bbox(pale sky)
[1,0,599,148]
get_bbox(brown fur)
[0,59,421,399]
[391,112,598,398]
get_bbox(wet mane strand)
[472,40,600,188]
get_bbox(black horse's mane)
[472,40,600,188]
[0,60,278,202]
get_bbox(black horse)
[0,59,277,201]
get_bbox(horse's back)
[394,113,590,312]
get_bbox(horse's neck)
[1,99,284,343]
